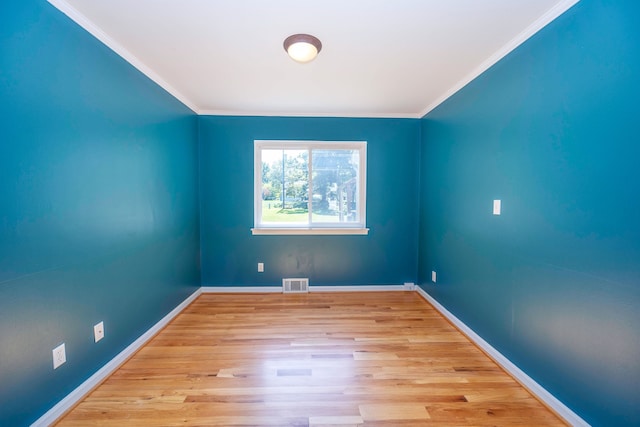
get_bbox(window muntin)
[254,141,367,234]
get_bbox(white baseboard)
[415,287,589,427]
[201,284,409,293]
[201,286,282,293]
[35,285,587,427]
[311,285,407,292]
[34,284,406,424]
[31,288,202,427]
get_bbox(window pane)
[261,149,308,224]
[311,149,359,223]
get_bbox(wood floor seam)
[56,292,566,426]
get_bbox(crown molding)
[48,0,579,120]
[419,0,581,118]
[197,109,421,119]
[44,0,421,120]
[47,0,199,114]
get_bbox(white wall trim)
[31,288,202,427]
[46,0,198,114]
[35,284,404,425]
[201,286,283,293]
[311,285,407,292]
[46,0,579,120]
[419,0,581,117]
[201,285,409,293]
[197,109,421,119]
[415,287,589,427]
[33,285,588,427]
[251,228,370,236]
[45,0,421,120]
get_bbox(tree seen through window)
[259,146,361,225]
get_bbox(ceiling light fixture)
[283,34,322,63]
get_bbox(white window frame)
[252,140,368,235]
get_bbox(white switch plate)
[94,321,104,343]
[431,271,437,283]
[493,199,501,215]
[257,262,264,272]
[52,343,66,369]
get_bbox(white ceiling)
[48,0,578,118]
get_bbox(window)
[253,140,368,235]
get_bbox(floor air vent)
[282,278,309,293]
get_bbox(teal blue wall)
[0,2,200,425]
[3,0,637,425]
[418,1,639,425]
[199,116,420,287]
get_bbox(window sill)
[251,228,369,236]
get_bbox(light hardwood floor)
[57,292,566,426]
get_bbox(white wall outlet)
[52,343,66,369]
[431,271,437,283]
[493,199,501,215]
[257,262,264,273]
[403,282,415,290]
[94,321,104,343]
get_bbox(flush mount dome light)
[283,34,322,63]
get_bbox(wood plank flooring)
[56,292,566,426]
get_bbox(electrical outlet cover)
[94,321,104,343]
[52,343,66,369]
